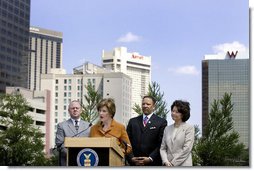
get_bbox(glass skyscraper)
[202,58,249,148]
[0,0,31,93]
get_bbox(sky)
[30,0,249,128]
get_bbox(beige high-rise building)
[29,26,63,90]
[102,47,151,117]
[73,62,111,75]
[5,87,51,155]
[40,67,132,149]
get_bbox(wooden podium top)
[64,137,124,158]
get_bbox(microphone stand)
[122,140,128,166]
[103,130,130,166]
[72,123,92,137]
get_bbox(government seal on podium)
[76,148,99,166]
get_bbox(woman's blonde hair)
[97,98,116,118]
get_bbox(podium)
[64,137,124,166]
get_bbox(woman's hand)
[164,162,174,166]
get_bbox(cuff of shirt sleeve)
[148,157,153,162]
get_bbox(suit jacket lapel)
[169,125,175,144]
[137,115,146,132]
[79,120,86,130]
[174,127,181,139]
[67,119,76,134]
[143,114,156,132]
[173,123,186,142]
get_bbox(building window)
[68,79,72,84]
[55,86,58,91]
[103,59,113,63]
[64,79,67,84]
[55,92,58,97]
[68,86,71,91]
[56,79,58,84]
[55,112,58,117]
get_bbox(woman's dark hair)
[171,100,190,122]
[97,98,116,118]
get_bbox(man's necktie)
[75,120,79,132]
[143,116,148,126]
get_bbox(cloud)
[213,41,247,53]
[168,65,199,76]
[210,41,249,59]
[117,32,141,43]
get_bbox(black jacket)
[126,114,167,166]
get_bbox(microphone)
[72,122,92,137]
[56,123,92,149]
[121,139,132,148]
[103,130,131,150]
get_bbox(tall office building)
[40,67,132,149]
[202,51,249,147]
[102,47,151,117]
[5,86,51,155]
[73,61,111,75]
[0,0,31,93]
[29,26,63,90]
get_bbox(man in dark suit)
[55,100,91,166]
[126,95,167,166]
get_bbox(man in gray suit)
[55,100,91,166]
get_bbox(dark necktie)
[75,120,79,132]
[143,116,148,127]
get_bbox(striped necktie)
[75,120,79,132]
[143,116,148,126]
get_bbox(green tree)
[194,93,248,166]
[81,82,102,123]
[133,81,169,119]
[0,93,51,166]
[192,125,202,166]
